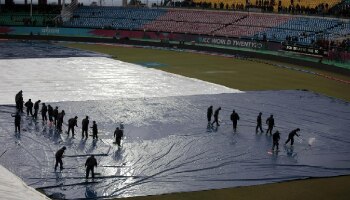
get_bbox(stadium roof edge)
[163,7,350,22]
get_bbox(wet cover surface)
[0,91,349,199]
[0,56,239,104]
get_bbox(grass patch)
[123,176,350,200]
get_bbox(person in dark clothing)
[230,110,240,132]
[53,106,59,126]
[85,155,97,179]
[15,91,21,101]
[24,99,33,116]
[19,95,23,113]
[272,131,281,151]
[285,128,301,146]
[67,116,78,136]
[33,100,41,120]
[12,112,21,133]
[82,116,89,138]
[114,127,123,147]
[15,90,23,113]
[55,146,66,171]
[41,103,48,121]
[57,110,65,132]
[91,121,98,139]
[256,112,263,133]
[47,105,54,123]
[266,114,275,134]
[15,91,21,109]
[211,107,221,126]
[207,105,213,124]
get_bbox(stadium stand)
[153,9,245,24]
[212,13,292,38]
[329,23,350,37]
[65,7,166,29]
[192,0,342,9]
[212,25,266,37]
[142,10,246,34]
[192,0,247,8]
[0,14,57,26]
[254,16,344,44]
[60,6,349,45]
[143,21,223,35]
[0,2,348,47]
[330,0,350,17]
[0,3,61,27]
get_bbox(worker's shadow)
[77,139,87,151]
[52,131,61,144]
[28,118,33,126]
[86,139,98,154]
[85,185,97,198]
[284,145,298,160]
[54,171,63,182]
[92,139,97,147]
[114,147,123,161]
[34,122,40,132]
[64,135,74,146]
[206,124,219,133]
[48,127,54,138]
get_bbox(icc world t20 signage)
[199,37,264,49]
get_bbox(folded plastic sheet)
[0,165,50,200]
[0,91,349,199]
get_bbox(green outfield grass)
[123,176,350,200]
[63,43,350,101]
[62,42,350,200]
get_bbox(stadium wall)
[0,26,278,50]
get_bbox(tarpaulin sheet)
[0,91,349,199]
